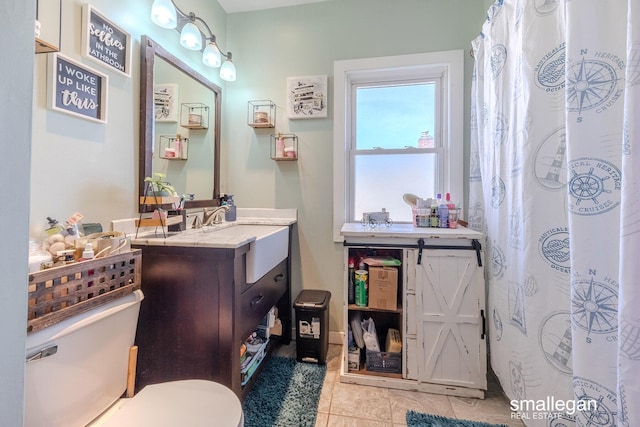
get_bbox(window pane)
[353,153,437,222]
[356,83,436,150]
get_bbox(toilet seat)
[97,380,243,427]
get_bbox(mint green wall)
[2,4,34,425]
[29,0,227,237]
[224,0,486,333]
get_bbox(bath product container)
[347,258,355,304]
[224,194,236,222]
[294,290,331,364]
[438,196,449,228]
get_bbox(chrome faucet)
[202,206,230,226]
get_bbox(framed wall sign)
[48,53,108,123]
[286,75,328,119]
[154,83,179,122]
[81,4,131,77]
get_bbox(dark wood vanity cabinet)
[132,241,291,400]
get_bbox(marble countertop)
[131,208,296,249]
[340,223,483,246]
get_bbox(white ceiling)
[217,0,329,13]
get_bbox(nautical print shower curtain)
[469,1,640,426]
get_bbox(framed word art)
[81,4,131,77]
[48,53,108,123]
[286,75,328,119]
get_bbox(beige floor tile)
[276,342,521,427]
[330,382,392,423]
[388,389,456,425]
[448,394,524,427]
[326,414,393,427]
[318,370,338,413]
[326,344,343,371]
[315,412,329,427]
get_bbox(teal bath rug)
[242,356,327,427]
[406,411,509,427]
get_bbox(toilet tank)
[25,290,144,427]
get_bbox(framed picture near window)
[81,4,131,77]
[47,53,108,123]
[286,75,328,119]
[154,83,179,122]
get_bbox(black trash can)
[294,290,331,364]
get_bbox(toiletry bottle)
[438,194,449,228]
[80,243,94,261]
[445,192,456,210]
[45,217,65,236]
[174,134,182,159]
[276,135,285,158]
[430,197,439,227]
[348,257,355,304]
[225,194,237,222]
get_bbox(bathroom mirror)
[139,35,221,212]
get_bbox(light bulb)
[202,41,222,68]
[220,52,236,81]
[151,0,177,29]
[180,22,202,50]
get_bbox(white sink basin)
[203,224,289,283]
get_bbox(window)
[333,51,464,241]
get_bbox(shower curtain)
[469,1,640,426]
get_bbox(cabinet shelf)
[35,37,59,53]
[139,196,180,205]
[180,103,209,129]
[348,304,402,314]
[270,134,298,160]
[135,216,183,228]
[35,0,61,54]
[248,100,276,128]
[346,366,403,379]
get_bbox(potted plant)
[144,172,176,197]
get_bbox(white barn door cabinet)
[340,224,486,398]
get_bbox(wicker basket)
[27,249,142,333]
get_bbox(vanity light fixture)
[150,0,236,81]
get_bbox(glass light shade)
[180,22,202,50]
[220,59,236,82]
[150,0,177,29]
[202,42,222,68]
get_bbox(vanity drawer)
[239,259,287,338]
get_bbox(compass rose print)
[571,276,618,337]
[491,175,506,208]
[493,308,504,341]
[573,377,617,427]
[509,360,526,400]
[566,57,618,114]
[568,158,621,216]
[491,244,506,280]
[490,44,507,80]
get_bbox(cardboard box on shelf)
[348,347,361,371]
[368,266,398,310]
[385,328,402,353]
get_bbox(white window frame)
[333,50,464,241]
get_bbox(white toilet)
[25,290,244,427]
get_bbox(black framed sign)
[48,53,108,123]
[81,4,131,77]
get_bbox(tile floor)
[274,343,525,427]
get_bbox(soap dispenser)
[225,195,237,222]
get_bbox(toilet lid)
[99,380,243,427]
